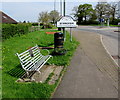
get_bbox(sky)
[0,0,119,22]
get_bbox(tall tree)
[109,2,118,22]
[49,10,59,25]
[72,6,79,20]
[38,11,50,25]
[95,2,112,20]
[72,4,96,24]
[118,1,120,19]
[95,2,118,23]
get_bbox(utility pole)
[54,0,56,11]
[60,0,62,16]
[63,0,66,41]
[63,0,65,16]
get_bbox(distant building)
[0,11,17,24]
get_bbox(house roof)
[0,11,17,24]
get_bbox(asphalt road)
[74,26,119,66]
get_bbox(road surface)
[74,26,119,66]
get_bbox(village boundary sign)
[57,16,77,42]
[57,16,77,28]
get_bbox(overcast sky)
[0,0,119,22]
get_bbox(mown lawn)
[2,29,79,99]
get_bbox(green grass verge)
[2,29,79,99]
[0,69,2,100]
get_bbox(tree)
[109,2,118,22]
[49,10,59,25]
[95,2,118,24]
[38,11,50,25]
[95,2,110,20]
[23,21,26,23]
[90,10,97,21]
[118,1,120,19]
[72,4,96,24]
[72,6,79,20]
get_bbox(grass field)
[2,29,79,99]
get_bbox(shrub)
[2,23,32,40]
[32,23,38,26]
[77,20,98,25]
[110,19,120,25]
[32,23,44,26]
[41,23,54,29]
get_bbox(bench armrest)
[42,49,50,55]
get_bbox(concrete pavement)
[53,29,118,98]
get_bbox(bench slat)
[27,55,50,71]
[24,55,43,70]
[19,48,39,59]
[19,46,38,56]
[25,62,35,71]
[21,51,42,63]
[19,52,30,59]
[32,50,42,56]
[22,55,42,67]
[32,55,45,65]
[32,47,39,52]
[36,55,51,71]
[21,55,32,62]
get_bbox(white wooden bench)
[16,45,52,78]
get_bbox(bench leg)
[30,77,35,82]
[26,72,29,77]
[38,70,41,74]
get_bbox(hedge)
[110,19,120,25]
[2,23,32,40]
[77,20,98,25]
[32,23,44,26]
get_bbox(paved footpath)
[53,29,118,98]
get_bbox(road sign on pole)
[57,16,77,28]
[57,16,77,42]
[70,28,72,42]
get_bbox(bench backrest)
[16,45,43,71]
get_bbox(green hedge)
[2,23,32,40]
[77,20,98,25]
[32,23,44,26]
[110,19,120,25]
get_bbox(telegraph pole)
[63,0,65,16]
[54,0,56,11]
[63,0,66,41]
[60,0,62,16]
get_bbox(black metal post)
[63,0,65,16]
[63,0,66,41]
